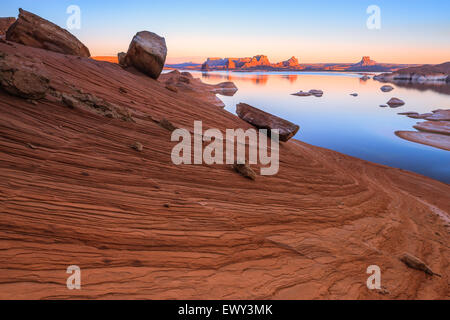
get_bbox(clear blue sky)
[3,0,449,64]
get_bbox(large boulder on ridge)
[123,31,167,79]
[0,17,16,37]
[6,9,90,57]
[236,103,299,142]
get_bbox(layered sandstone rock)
[292,89,323,97]
[396,109,450,150]
[122,31,167,79]
[354,56,377,67]
[6,9,90,57]
[0,38,448,300]
[413,121,450,135]
[0,52,49,99]
[159,70,237,107]
[236,103,299,142]
[395,131,450,151]
[242,55,271,68]
[0,17,16,37]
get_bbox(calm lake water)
[178,71,450,183]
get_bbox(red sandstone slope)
[0,42,449,300]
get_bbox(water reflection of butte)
[282,74,298,83]
[201,72,269,86]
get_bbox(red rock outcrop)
[6,9,90,57]
[0,51,49,99]
[159,70,237,107]
[122,31,167,79]
[236,103,300,142]
[0,41,448,300]
[0,17,16,37]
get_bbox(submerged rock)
[395,131,450,151]
[413,121,450,135]
[236,103,299,142]
[387,97,405,107]
[309,89,323,97]
[123,31,167,79]
[292,90,312,96]
[6,9,90,57]
[61,91,133,121]
[380,85,394,92]
[159,70,237,107]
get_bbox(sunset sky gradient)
[3,0,450,64]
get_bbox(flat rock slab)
[425,109,450,121]
[292,91,312,96]
[395,131,450,151]
[413,121,450,135]
[387,97,405,107]
[236,103,299,142]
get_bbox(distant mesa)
[396,109,450,151]
[353,56,377,67]
[380,85,394,92]
[163,56,415,72]
[201,55,303,71]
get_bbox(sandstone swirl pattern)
[0,42,448,299]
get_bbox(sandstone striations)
[0,18,449,300]
[0,17,16,37]
[6,9,90,57]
